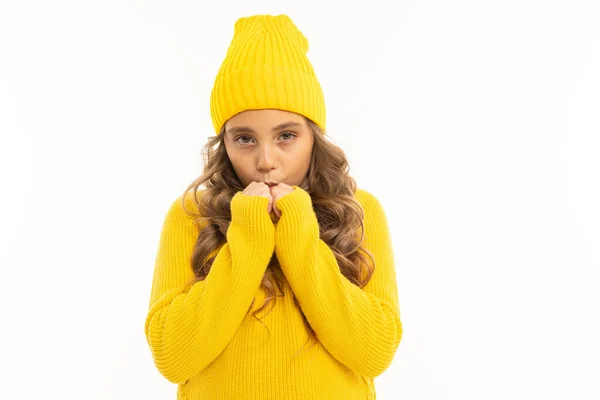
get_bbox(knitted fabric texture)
[144,186,402,399]
[210,14,326,134]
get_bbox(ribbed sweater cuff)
[273,185,318,236]
[230,191,275,238]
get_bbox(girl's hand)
[269,183,294,220]
[242,181,273,214]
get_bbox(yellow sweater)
[144,185,402,399]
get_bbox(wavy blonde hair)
[179,117,375,358]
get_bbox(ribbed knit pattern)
[144,186,402,399]
[210,14,326,134]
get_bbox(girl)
[144,14,402,400]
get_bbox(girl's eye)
[280,132,296,141]
[236,135,252,145]
[234,132,296,146]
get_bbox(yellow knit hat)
[210,14,326,134]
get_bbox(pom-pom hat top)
[210,14,326,134]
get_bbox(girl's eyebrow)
[226,121,303,135]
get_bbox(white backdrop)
[1,1,598,399]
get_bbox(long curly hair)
[179,116,376,358]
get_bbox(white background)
[1,1,598,399]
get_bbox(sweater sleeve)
[144,191,275,384]
[273,186,402,378]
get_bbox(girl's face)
[223,109,314,188]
